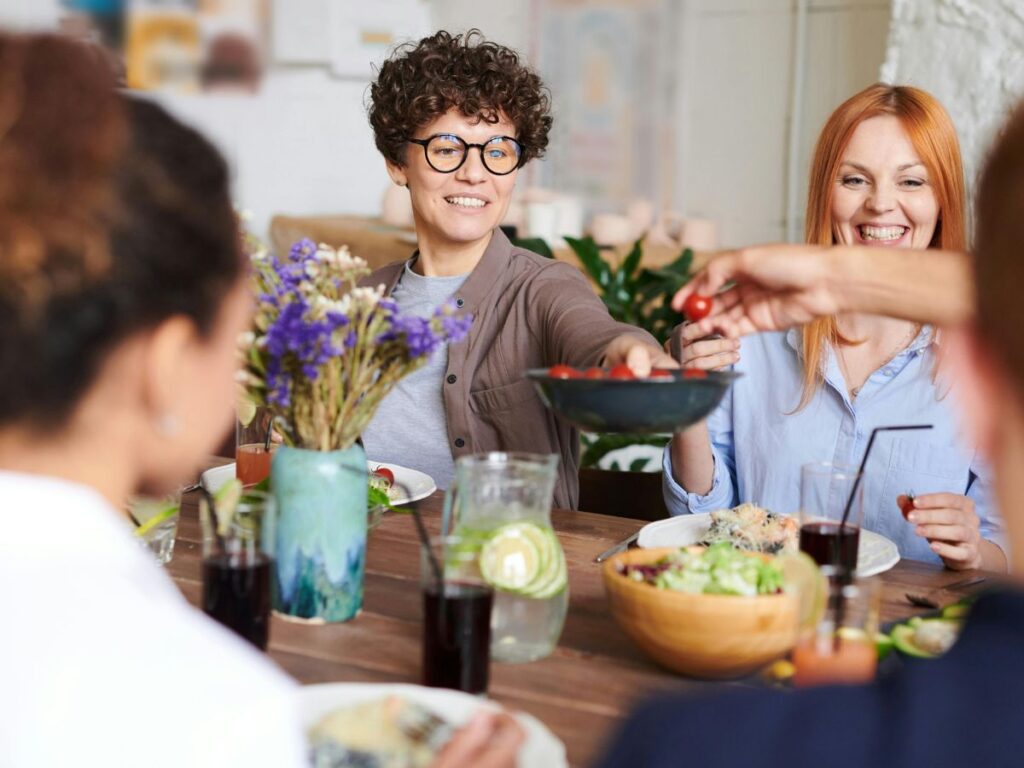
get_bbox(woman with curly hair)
[362,30,673,508]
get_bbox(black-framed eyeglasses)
[407,133,525,176]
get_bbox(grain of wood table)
[167,463,989,767]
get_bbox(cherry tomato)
[682,368,708,379]
[608,364,635,380]
[583,367,606,379]
[648,369,675,378]
[373,467,395,487]
[683,293,713,321]
[899,494,915,520]
[549,364,580,379]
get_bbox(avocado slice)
[891,618,960,659]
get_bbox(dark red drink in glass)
[799,522,860,572]
[202,553,273,650]
[422,582,493,694]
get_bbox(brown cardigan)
[360,229,657,509]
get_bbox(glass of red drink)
[421,536,493,695]
[236,404,276,486]
[200,489,276,650]
[798,462,864,572]
[792,567,880,687]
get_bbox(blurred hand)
[431,711,524,768]
[671,245,842,338]
[603,334,679,376]
[900,493,983,570]
[670,323,740,370]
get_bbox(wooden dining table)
[167,460,989,767]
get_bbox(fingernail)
[931,543,942,552]
[907,513,916,523]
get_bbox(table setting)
[127,241,993,767]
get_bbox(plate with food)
[298,683,567,768]
[526,366,740,434]
[637,504,900,577]
[200,461,436,506]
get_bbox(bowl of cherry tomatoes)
[526,364,740,433]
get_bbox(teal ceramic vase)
[271,443,367,622]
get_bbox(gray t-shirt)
[361,263,469,490]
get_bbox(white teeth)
[446,196,486,208]
[859,225,907,241]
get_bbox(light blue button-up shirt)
[662,327,1005,565]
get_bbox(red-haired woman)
[664,84,1006,571]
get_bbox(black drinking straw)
[409,496,444,589]
[831,423,932,650]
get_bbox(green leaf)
[368,484,399,512]
[564,235,612,289]
[629,457,651,472]
[512,237,555,259]
[621,237,644,280]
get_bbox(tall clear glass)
[445,452,567,663]
[799,462,864,572]
[200,489,276,650]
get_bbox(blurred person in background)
[665,84,1004,571]
[0,31,519,768]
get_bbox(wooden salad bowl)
[603,547,798,679]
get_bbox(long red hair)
[798,83,966,407]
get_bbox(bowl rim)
[602,546,794,605]
[525,368,742,384]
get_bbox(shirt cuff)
[661,444,733,516]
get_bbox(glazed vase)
[271,443,367,622]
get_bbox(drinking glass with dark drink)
[421,536,493,695]
[799,462,864,572]
[201,489,276,650]
[236,400,276,486]
[792,566,880,687]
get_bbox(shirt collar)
[784,323,936,358]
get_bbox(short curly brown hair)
[368,30,552,168]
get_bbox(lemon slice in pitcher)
[480,523,544,592]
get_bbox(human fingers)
[914,522,973,544]
[928,540,978,569]
[624,344,656,377]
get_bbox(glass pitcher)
[444,452,568,663]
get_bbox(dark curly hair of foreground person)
[368,29,553,168]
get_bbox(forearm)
[669,423,715,495]
[979,538,1008,572]
[829,247,974,326]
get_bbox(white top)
[0,470,306,768]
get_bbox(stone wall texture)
[882,0,1024,199]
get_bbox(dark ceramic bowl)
[526,368,741,433]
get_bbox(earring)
[156,413,180,436]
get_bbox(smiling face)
[386,108,519,254]
[830,115,940,250]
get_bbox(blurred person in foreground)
[360,30,673,507]
[665,84,1004,571]
[596,102,1024,768]
[0,32,519,767]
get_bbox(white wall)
[881,0,1024,203]
[674,0,891,246]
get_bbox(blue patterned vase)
[271,444,367,622]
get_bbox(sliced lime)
[132,499,179,538]
[213,478,243,537]
[778,551,827,630]
[522,538,568,599]
[236,392,258,427]
[480,523,545,592]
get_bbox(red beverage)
[422,582,493,694]
[236,443,272,486]
[202,553,273,650]
[799,522,860,571]
[792,635,877,687]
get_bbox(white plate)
[637,512,901,578]
[200,460,437,506]
[297,682,567,768]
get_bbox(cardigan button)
[454,438,466,448]
[447,374,457,384]
[456,297,465,308]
